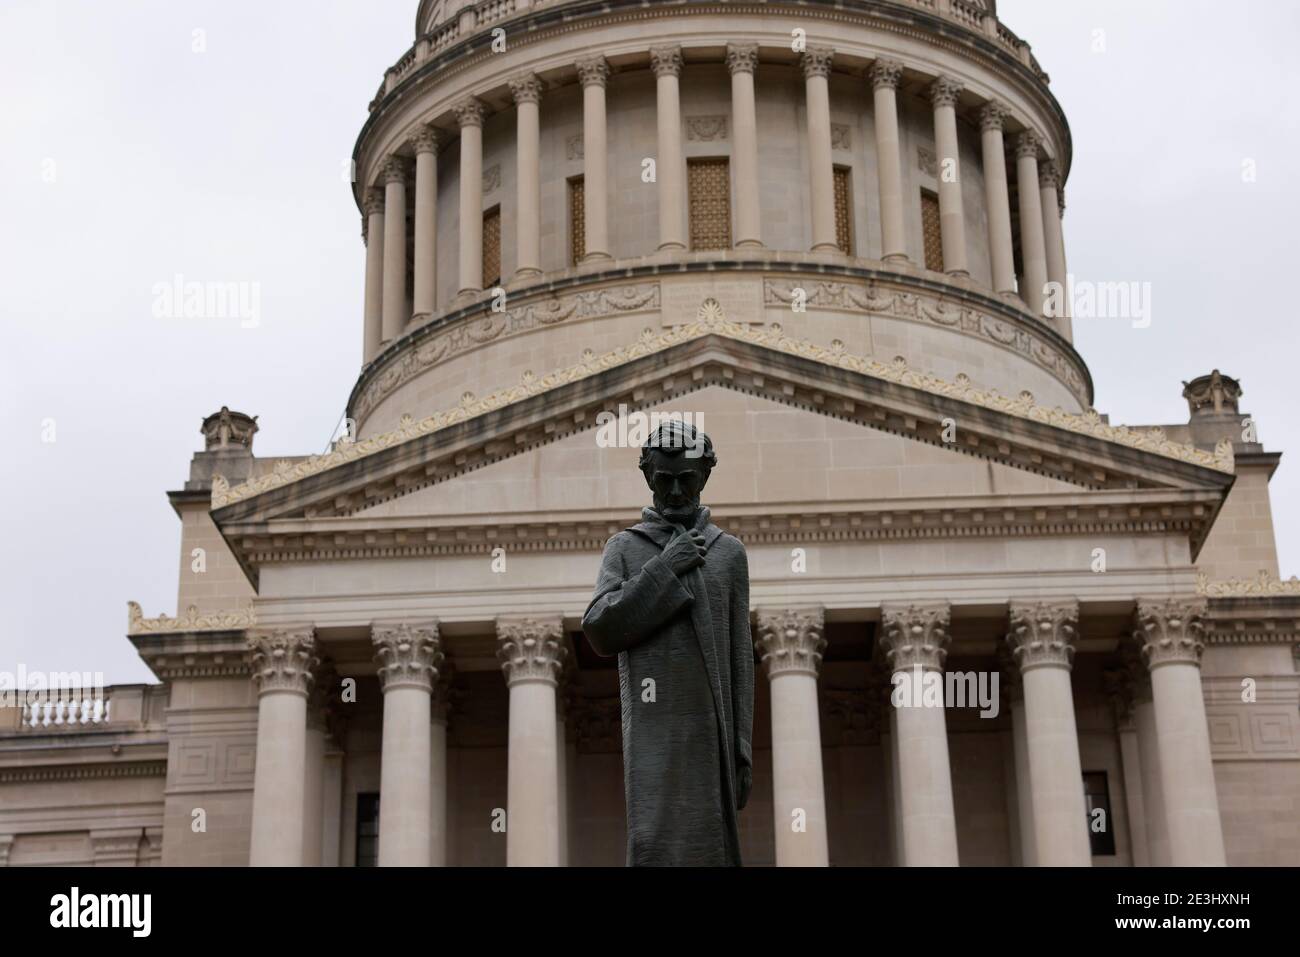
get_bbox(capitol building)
[2,0,1296,867]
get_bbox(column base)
[811,242,842,253]
[945,269,971,280]
[735,239,765,250]
[657,241,687,252]
[883,253,911,264]
[512,267,543,282]
[580,251,613,264]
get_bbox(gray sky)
[2,1,1297,686]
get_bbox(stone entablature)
[127,601,256,635]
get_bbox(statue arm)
[582,535,694,657]
[730,542,755,807]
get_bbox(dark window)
[1083,771,1116,856]
[355,792,380,867]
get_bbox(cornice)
[0,761,167,785]
[128,601,255,635]
[1198,571,1300,598]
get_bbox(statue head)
[638,420,716,525]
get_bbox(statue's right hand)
[662,529,706,576]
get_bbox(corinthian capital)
[381,156,406,185]
[247,627,318,696]
[508,72,543,105]
[880,602,951,673]
[1015,129,1041,160]
[930,75,963,109]
[410,124,441,155]
[1038,158,1061,190]
[453,96,485,128]
[1133,598,1208,669]
[869,58,904,91]
[979,101,1007,132]
[755,607,826,678]
[1006,600,1079,671]
[576,56,610,88]
[650,46,683,78]
[362,186,385,217]
[726,43,759,75]
[497,616,567,687]
[373,621,443,692]
[800,46,834,80]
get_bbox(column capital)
[979,101,1007,132]
[381,156,406,185]
[800,46,834,80]
[453,96,485,128]
[868,58,904,91]
[576,56,610,88]
[930,74,963,109]
[1133,598,1208,669]
[755,606,826,678]
[1006,600,1079,671]
[879,602,951,673]
[650,45,683,78]
[362,186,385,217]
[1015,129,1042,160]
[497,615,567,687]
[1038,158,1061,191]
[372,621,443,692]
[508,72,543,105]
[409,124,441,155]
[247,627,318,696]
[725,42,759,75]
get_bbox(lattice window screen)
[482,207,501,288]
[921,189,944,273]
[833,166,853,255]
[569,177,585,265]
[688,158,732,251]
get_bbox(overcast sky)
[2,1,1298,686]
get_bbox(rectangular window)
[482,205,501,288]
[688,157,732,251]
[833,165,853,255]
[1083,771,1116,857]
[569,176,585,265]
[355,792,380,867]
[921,188,944,272]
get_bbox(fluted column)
[980,102,1016,295]
[509,74,543,280]
[930,75,968,276]
[1007,601,1091,866]
[411,125,440,320]
[430,668,452,866]
[380,158,408,343]
[727,44,762,248]
[879,602,959,866]
[650,47,686,251]
[1015,131,1049,317]
[361,188,385,362]
[248,627,318,867]
[455,98,485,296]
[498,616,567,866]
[801,47,838,252]
[756,607,829,866]
[870,58,908,262]
[1132,599,1226,866]
[1039,159,1071,338]
[373,621,443,867]
[302,675,330,867]
[577,57,611,261]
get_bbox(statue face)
[645,450,709,524]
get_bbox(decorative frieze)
[128,601,255,635]
[1133,598,1209,668]
[247,627,318,695]
[880,602,951,673]
[1196,571,1300,598]
[1006,600,1079,671]
[373,621,443,692]
[830,123,851,150]
[482,163,501,194]
[497,616,567,687]
[917,146,938,177]
[685,115,728,142]
[755,607,826,678]
[566,134,584,160]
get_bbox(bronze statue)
[582,420,754,866]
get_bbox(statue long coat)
[582,507,754,866]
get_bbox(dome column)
[411,126,440,321]
[454,98,486,297]
[930,76,969,277]
[1015,131,1050,317]
[727,43,762,248]
[1039,160,1071,339]
[361,188,385,362]
[380,158,408,344]
[980,102,1017,296]
[756,607,830,867]
[509,74,544,280]
[870,58,908,263]
[651,46,686,252]
[577,57,611,262]
[801,47,838,252]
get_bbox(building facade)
[2,0,1298,867]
